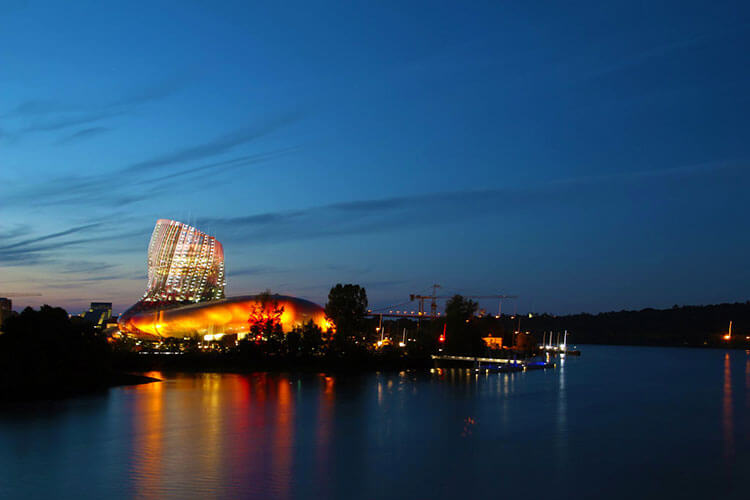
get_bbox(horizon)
[2,1,750,315]
[5,285,750,318]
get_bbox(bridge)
[366,309,444,319]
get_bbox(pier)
[431,354,553,372]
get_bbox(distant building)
[81,302,113,328]
[90,302,112,317]
[482,335,503,350]
[100,315,121,334]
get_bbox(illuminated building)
[482,335,503,350]
[119,219,329,339]
[142,219,225,303]
[119,294,329,339]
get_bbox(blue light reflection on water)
[1,346,750,499]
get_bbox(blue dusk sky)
[2,0,750,315]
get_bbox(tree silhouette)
[0,305,113,398]
[325,284,368,343]
[299,319,324,355]
[247,290,285,343]
[444,295,483,355]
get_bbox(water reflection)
[131,374,164,499]
[723,353,734,462]
[315,376,335,498]
[272,378,294,500]
[198,374,222,492]
[228,375,251,496]
[556,356,568,469]
[4,347,750,499]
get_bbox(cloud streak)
[59,261,117,274]
[123,112,303,173]
[0,223,102,252]
[6,111,301,211]
[20,110,119,134]
[3,79,187,139]
[0,223,106,266]
[57,126,110,144]
[200,160,747,246]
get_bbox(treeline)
[0,306,154,400]
[518,301,750,347]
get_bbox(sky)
[2,0,750,315]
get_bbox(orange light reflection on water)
[198,374,223,483]
[272,378,295,500]
[131,374,165,500]
[125,372,345,498]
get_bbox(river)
[2,345,749,499]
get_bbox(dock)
[538,346,581,356]
[431,354,553,372]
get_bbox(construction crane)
[410,286,517,318]
[463,295,519,316]
[410,284,442,318]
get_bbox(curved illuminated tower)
[142,219,225,303]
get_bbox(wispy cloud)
[200,160,747,246]
[0,223,102,252]
[14,145,296,210]
[3,79,186,140]
[139,147,296,184]
[229,265,289,277]
[59,260,117,274]
[7,109,301,211]
[57,126,110,144]
[123,113,303,173]
[0,224,32,241]
[3,99,70,117]
[199,190,509,245]
[19,110,119,134]
[0,223,106,266]
[30,268,147,289]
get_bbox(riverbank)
[0,371,160,403]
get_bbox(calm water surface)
[2,346,750,499]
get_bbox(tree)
[285,328,302,356]
[290,320,324,357]
[0,305,112,398]
[444,295,483,355]
[247,290,285,351]
[300,320,324,355]
[324,284,368,341]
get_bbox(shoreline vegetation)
[1,285,748,401]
